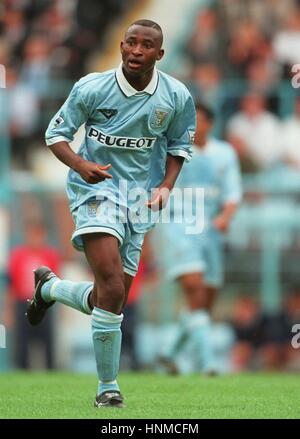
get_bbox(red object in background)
[8,246,60,300]
[127,259,145,305]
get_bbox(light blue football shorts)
[71,197,145,276]
[159,221,224,287]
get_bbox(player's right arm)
[50,141,112,184]
[45,78,112,184]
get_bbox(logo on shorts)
[87,200,100,217]
[98,108,118,119]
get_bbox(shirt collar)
[116,63,158,97]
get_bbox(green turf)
[0,371,299,419]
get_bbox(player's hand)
[74,160,112,184]
[146,186,171,211]
[213,214,230,233]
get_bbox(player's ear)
[157,49,164,61]
[120,41,124,52]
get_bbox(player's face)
[121,25,164,76]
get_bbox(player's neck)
[122,66,154,91]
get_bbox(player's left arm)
[146,154,184,210]
[213,202,239,233]
[213,148,243,233]
[147,92,196,211]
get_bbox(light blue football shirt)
[45,64,196,232]
[173,138,242,230]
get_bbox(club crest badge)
[87,199,100,217]
[150,107,170,129]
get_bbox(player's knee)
[105,274,125,301]
[180,273,204,293]
[95,272,125,310]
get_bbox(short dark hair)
[128,19,163,46]
[130,19,162,33]
[195,102,215,121]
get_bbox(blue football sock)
[41,277,92,315]
[163,312,189,359]
[186,310,215,371]
[91,307,123,395]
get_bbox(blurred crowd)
[1,0,129,167]
[1,0,300,172]
[230,291,300,371]
[183,0,300,173]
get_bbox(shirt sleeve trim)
[46,136,72,146]
[167,149,192,162]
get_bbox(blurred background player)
[159,103,242,374]
[4,220,60,369]
[26,19,195,407]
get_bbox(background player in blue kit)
[160,103,242,374]
[26,19,196,407]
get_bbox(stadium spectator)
[226,20,269,78]
[4,220,61,369]
[230,296,263,371]
[255,311,291,370]
[7,65,40,168]
[190,63,222,109]
[2,0,131,168]
[230,292,300,372]
[273,11,300,71]
[245,59,280,113]
[20,35,53,97]
[227,93,283,172]
[185,9,221,65]
[281,96,300,170]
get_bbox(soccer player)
[159,103,242,374]
[26,19,196,407]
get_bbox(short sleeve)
[45,82,89,146]
[166,93,196,162]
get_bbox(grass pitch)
[0,371,299,419]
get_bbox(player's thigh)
[178,272,205,292]
[83,232,124,281]
[83,233,126,313]
[124,273,134,295]
[178,271,208,310]
[71,197,125,252]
